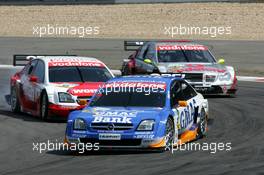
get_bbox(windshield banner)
[48,61,104,67]
[157,45,208,51]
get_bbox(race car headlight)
[73,118,86,130]
[58,92,75,103]
[218,72,231,81]
[137,120,155,131]
[157,66,167,73]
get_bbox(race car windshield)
[90,88,166,107]
[49,66,112,83]
[157,50,215,63]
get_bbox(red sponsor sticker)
[105,82,166,90]
[48,61,104,67]
[70,89,98,94]
[67,82,104,96]
[157,45,207,51]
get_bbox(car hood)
[75,106,166,125]
[50,82,104,97]
[158,63,227,74]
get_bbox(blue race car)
[64,75,209,151]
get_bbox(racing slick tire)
[10,87,21,113]
[165,117,175,151]
[197,108,207,139]
[40,91,49,120]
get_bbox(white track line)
[0,65,263,82]
[0,65,23,69]
[237,76,264,83]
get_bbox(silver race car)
[121,40,237,95]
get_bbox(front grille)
[80,138,142,146]
[90,123,134,131]
[205,75,216,82]
[184,73,203,82]
[201,86,223,94]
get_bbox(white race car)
[122,41,238,95]
[9,55,114,120]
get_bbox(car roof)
[108,75,182,84]
[35,56,103,63]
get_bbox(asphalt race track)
[0,39,264,174]
[1,80,263,174]
[0,37,264,76]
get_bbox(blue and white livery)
[64,75,209,150]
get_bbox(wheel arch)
[39,89,49,120]
[40,89,48,103]
[167,114,177,143]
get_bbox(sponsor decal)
[134,134,155,139]
[49,58,95,62]
[72,133,87,138]
[99,133,121,140]
[70,89,98,94]
[48,61,104,67]
[157,45,207,51]
[72,130,86,134]
[104,82,166,89]
[151,73,185,78]
[179,99,196,129]
[92,116,132,123]
[94,111,137,117]
[134,131,154,135]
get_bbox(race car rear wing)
[124,41,148,51]
[13,54,76,66]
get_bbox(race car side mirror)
[178,100,188,107]
[144,59,152,64]
[29,76,38,83]
[218,58,225,65]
